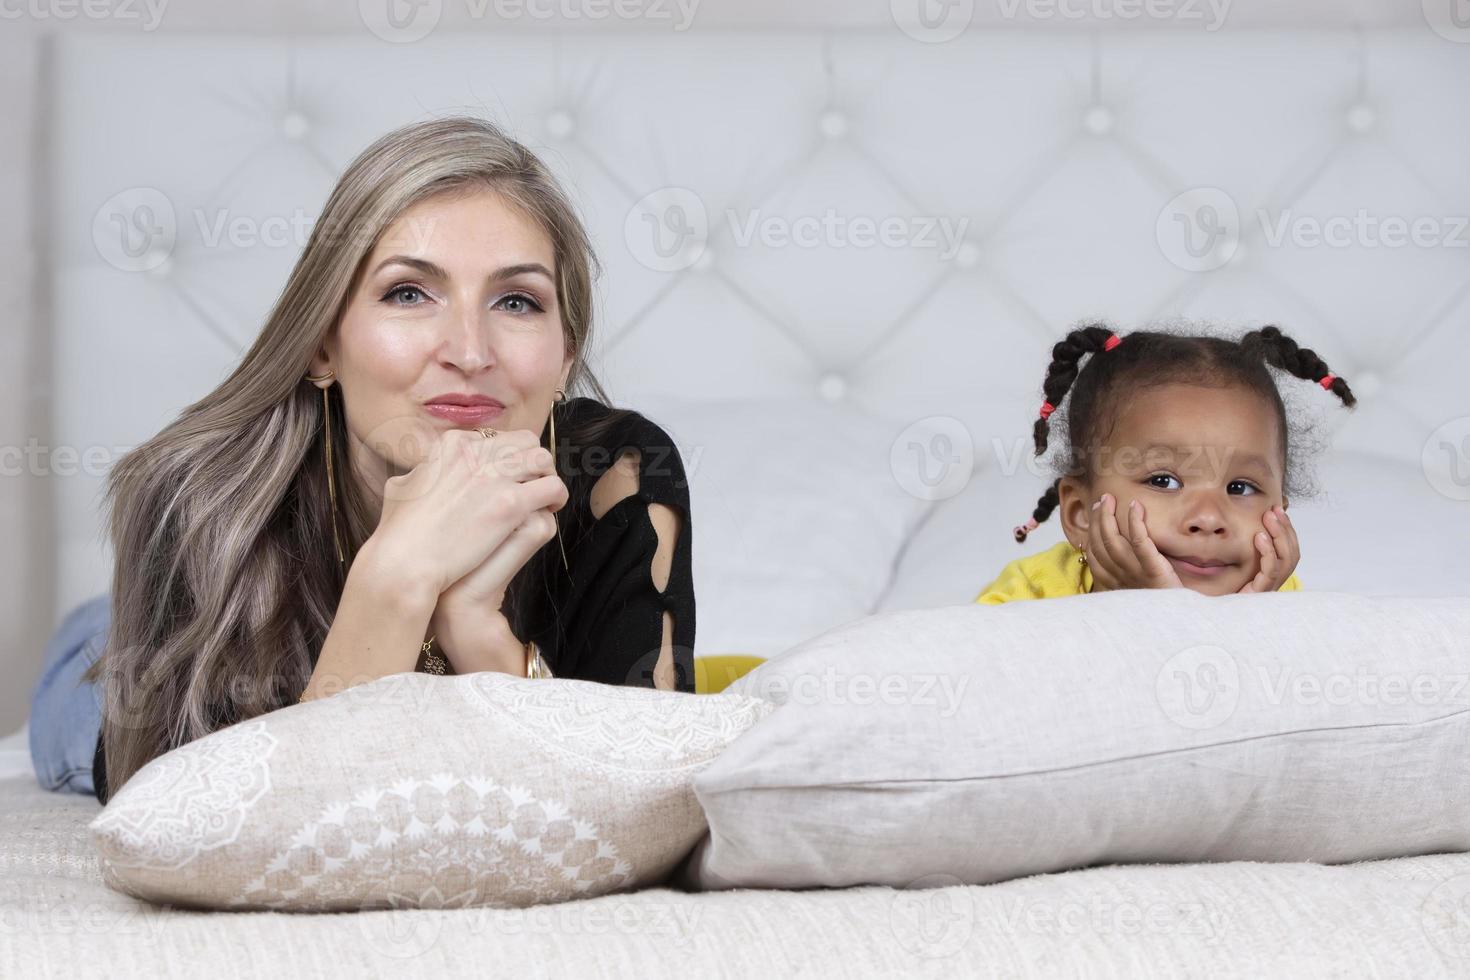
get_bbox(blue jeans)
[28,594,109,795]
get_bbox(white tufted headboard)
[44,26,1470,669]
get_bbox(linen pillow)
[678,589,1470,891]
[91,671,774,911]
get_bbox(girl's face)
[1058,383,1289,596]
[311,187,573,504]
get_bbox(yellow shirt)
[973,540,1302,604]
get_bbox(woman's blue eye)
[495,292,544,315]
[1228,480,1260,495]
[382,284,426,305]
[1146,473,1181,490]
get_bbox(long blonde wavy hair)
[84,115,622,798]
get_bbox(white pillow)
[679,590,1470,890]
[637,395,933,657]
[91,672,774,911]
[877,459,1062,613]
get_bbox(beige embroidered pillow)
[90,671,774,911]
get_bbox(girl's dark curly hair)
[1012,323,1357,543]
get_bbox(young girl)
[976,323,1356,603]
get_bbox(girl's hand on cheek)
[1084,493,1184,592]
[1237,504,1300,594]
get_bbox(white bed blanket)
[2,774,1467,978]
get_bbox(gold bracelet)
[300,630,444,705]
[302,636,539,701]
[524,640,552,679]
[420,634,448,675]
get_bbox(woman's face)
[312,187,572,499]
[1058,383,1289,596]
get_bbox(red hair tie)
[1319,374,1336,390]
[1013,517,1039,542]
[1038,334,1121,420]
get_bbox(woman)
[30,116,695,805]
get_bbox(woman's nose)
[441,306,494,372]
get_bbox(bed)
[9,16,1470,979]
[3,724,1468,978]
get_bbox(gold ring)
[477,427,498,439]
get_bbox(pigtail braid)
[1241,325,1357,408]
[1013,478,1063,544]
[1015,323,1122,543]
[1032,323,1123,455]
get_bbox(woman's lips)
[1164,554,1235,578]
[424,403,506,425]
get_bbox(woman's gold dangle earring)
[551,387,569,572]
[304,370,345,568]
